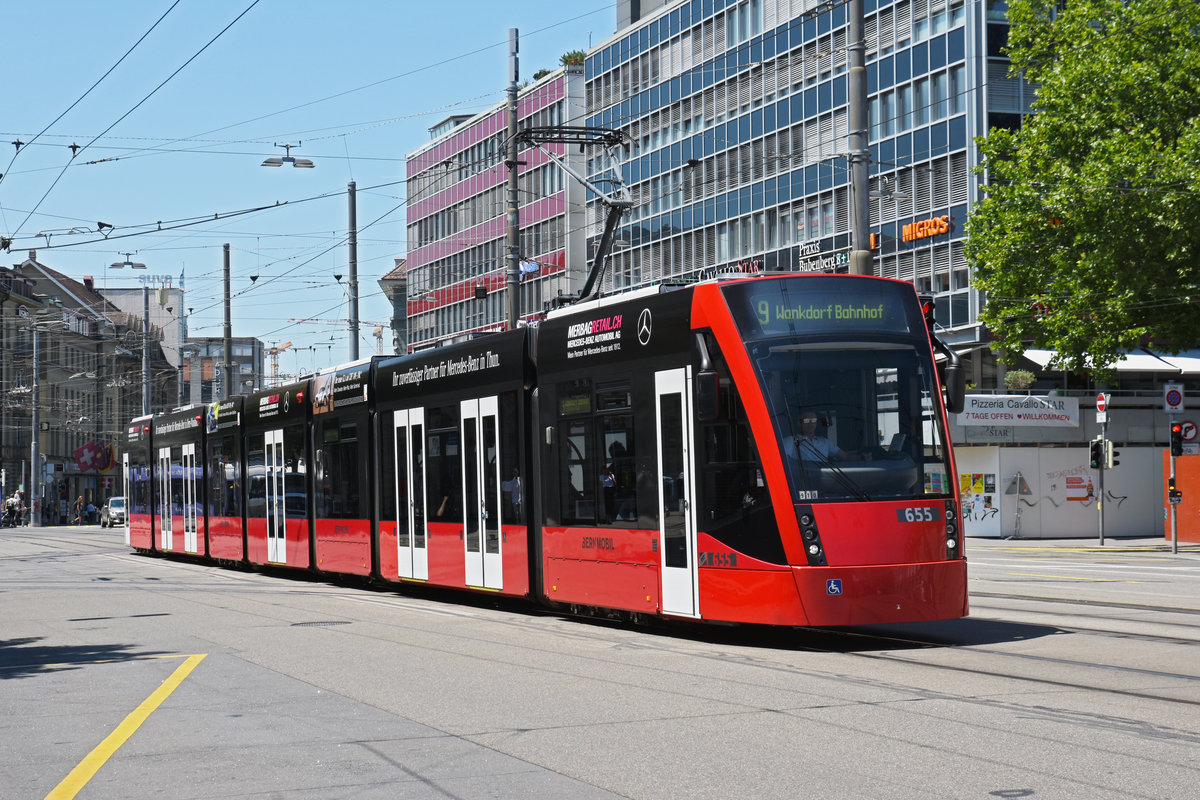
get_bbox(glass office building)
[584,0,1029,352]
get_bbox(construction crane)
[267,341,292,386]
[289,317,389,328]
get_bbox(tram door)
[393,408,428,580]
[264,429,286,563]
[182,443,198,553]
[122,452,131,546]
[157,446,173,550]
[461,397,502,590]
[656,367,699,617]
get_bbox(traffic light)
[919,294,936,329]
[1105,441,1120,470]
[1089,437,1104,469]
[1170,422,1183,456]
[1169,476,1183,504]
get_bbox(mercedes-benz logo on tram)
[637,308,653,346]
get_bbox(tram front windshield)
[724,277,952,503]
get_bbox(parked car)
[100,496,126,528]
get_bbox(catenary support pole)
[848,0,871,275]
[505,28,521,330]
[142,284,151,415]
[223,243,232,400]
[348,180,359,361]
[31,326,41,524]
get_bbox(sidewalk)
[968,535,1200,554]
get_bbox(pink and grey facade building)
[404,66,587,351]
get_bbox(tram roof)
[544,283,684,321]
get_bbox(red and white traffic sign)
[1181,420,1198,442]
[1164,382,1185,413]
[1096,393,1109,412]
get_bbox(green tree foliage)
[560,49,586,67]
[965,0,1200,373]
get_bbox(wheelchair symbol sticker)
[826,579,843,596]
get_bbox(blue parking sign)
[826,578,843,595]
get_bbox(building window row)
[588,0,965,112]
[408,163,565,252]
[407,101,566,205]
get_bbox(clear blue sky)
[2,0,615,378]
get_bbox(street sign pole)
[1098,416,1106,547]
[1165,383,1185,555]
[1170,417,1178,555]
[1094,394,1109,546]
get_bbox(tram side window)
[379,419,396,523]
[499,392,522,524]
[426,404,461,523]
[315,419,364,519]
[697,334,786,564]
[130,460,150,515]
[208,432,241,517]
[246,444,265,518]
[170,448,184,516]
[284,423,308,518]
[555,378,647,527]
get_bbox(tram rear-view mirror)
[944,361,965,414]
[696,369,719,422]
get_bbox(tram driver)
[786,410,871,463]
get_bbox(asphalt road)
[3,526,1199,799]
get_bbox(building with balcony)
[0,254,176,521]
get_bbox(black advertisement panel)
[375,329,529,407]
[152,406,205,447]
[126,416,152,446]
[244,380,310,429]
[311,362,372,416]
[204,396,243,434]
[537,286,695,374]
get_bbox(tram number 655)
[897,507,940,522]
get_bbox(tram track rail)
[12,530,1200,715]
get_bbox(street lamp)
[109,256,151,415]
[261,142,315,168]
[25,310,63,526]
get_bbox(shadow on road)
[0,636,169,680]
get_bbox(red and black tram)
[124,273,967,628]
[310,360,374,575]
[243,380,312,570]
[204,397,245,562]
[150,406,206,557]
[374,330,533,594]
[124,415,153,549]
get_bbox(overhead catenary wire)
[7,0,266,241]
[0,0,184,193]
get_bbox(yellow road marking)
[998,571,1144,583]
[44,653,206,800]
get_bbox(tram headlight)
[802,526,818,542]
[947,538,958,551]
[945,521,956,535]
[800,513,812,526]
[808,543,822,557]
[945,507,955,520]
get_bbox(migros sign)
[902,214,950,242]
